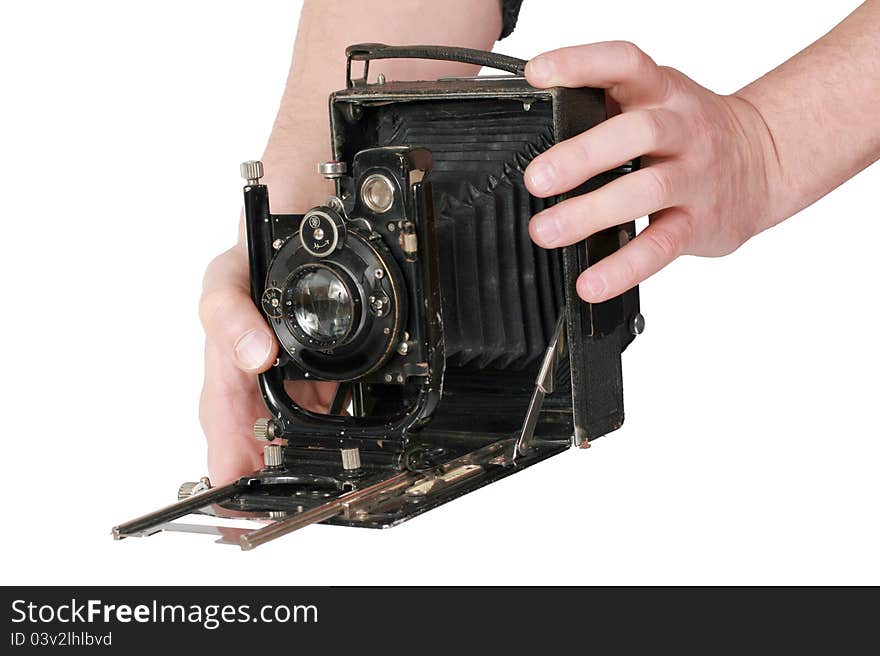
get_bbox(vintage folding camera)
[115,44,643,549]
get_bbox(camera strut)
[514,311,569,460]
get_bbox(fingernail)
[531,211,561,246]
[527,161,555,194]
[234,329,272,370]
[579,270,607,301]
[527,56,553,83]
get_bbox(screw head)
[629,313,646,336]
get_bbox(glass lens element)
[361,174,395,213]
[291,268,353,341]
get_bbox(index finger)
[525,41,670,108]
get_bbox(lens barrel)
[263,215,406,381]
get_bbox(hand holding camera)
[523,41,781,303]
[199,241,341,485]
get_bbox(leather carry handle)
[345,43,527,87]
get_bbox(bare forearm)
[259,0,502,216]
[737,0,880,229]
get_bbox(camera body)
[114,45,642,549]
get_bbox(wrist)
[723,91,789,236]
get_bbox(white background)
[1,0,876,585]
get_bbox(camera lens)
[291,267,354,342]
[266,223,404,380]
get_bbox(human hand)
[524,41,781,302]
[198,241,338,484]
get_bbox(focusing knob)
[177,477,212,500]
[253,417,279,441]
[240,160,263,185]
[299,207,345,257]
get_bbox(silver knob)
[341,447,361,471]
[629,313,646,336]
[318,161,347,179]
[264,444,283,468]
[240,160,264,185]
[177,476,212,500]
[253,418,277,441]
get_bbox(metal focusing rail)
[113,439,518,550]
[113,314,569,550]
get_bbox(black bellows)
[378,99,564,372]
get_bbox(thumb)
[199,245,278,373]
